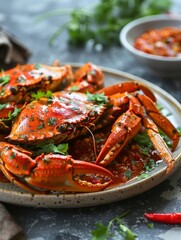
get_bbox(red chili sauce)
[134,27,181,57]
[69,129,161,187]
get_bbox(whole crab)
[0,62,179,194]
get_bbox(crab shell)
[7,91,108,144]
[0,63,74,103]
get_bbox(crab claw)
[25,154,113,193]
[96,110,142,166]
[0,143,113,193]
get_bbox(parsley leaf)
[31,90,52,100]
[35,64,42,70]
[0,103,8,111]
[92,223,110,240]
[118,224,137,240]
[36,0,171,47]
[87,92,108,105]
[34,141,69,155]
[91,212,137,240]
[159,129,172,148]
[0,74,10,86]
[133,131,153,156]
[177,127,181,137]
[7,107,21,120]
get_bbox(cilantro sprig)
[0,103,8,111]
[176,127,181,137]
[87,92,108,105]
[0,74,10,86]
[36,0,171,47]
[34,141,69,156]
[7,107,21,120]
[133,131,153,156]
[31,90,52,100]
[91,212,137,240]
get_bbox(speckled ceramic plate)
[0,64,181,208]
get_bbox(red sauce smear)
[69,129,161,187]
[134,27,181,57]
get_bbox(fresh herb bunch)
[91,211,137,240]
[36,0,171,47]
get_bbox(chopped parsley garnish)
[47,117,56,126]
[7,107,21,120]
[156,103,164,111]
[68,86,79,91]
[137,172,149,180]
[34,141,69,155]
[31,90,52,100]
[177,127,181,137]
[87,92,108,105]
[91,211,137,240]
[147,223,154,229]
[0,74,10,86]
[133,131,153,156]
[159,129,172,148]
[0,103,8,110]
[35,64,42,70]
[144,159,156,172]
[124,169,132,179]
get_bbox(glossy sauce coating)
[134,27,181,57]
[69,128,161,186]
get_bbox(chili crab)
[0,63,179,194]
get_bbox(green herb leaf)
[0,103,8,110]
[37,0,172,47]
[159,129,172,148]
[0,74,10,86]
[87,92,108,105]
[177,127,181,137]
[118,224,137,240]
[35,64,42,70]
[91,223,110,240]
[34,141,69,155]
[31,90,52,100]
[91,212,136,240]
[7,107,21,120]
[133,131,153,156]
[137,172,149,180]
[147,223,154,229]
[144,158,156,172]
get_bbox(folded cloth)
[0,203,27,240]
[0,27,31,70]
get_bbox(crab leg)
[96,110,142,166]
[143,117,174,174]
[98,81,156,102]
[65,62,104,93]
[138,94,180,151]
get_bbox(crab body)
[7,91,108,144]
[0,63,74,103]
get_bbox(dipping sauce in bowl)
[120,14,181,77]
[134,27,181,57]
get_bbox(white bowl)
[120,14,181,77]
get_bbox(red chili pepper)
[144,213,181,224]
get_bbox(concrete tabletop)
[0,0,180,239]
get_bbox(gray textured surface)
[0,0,181,239]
